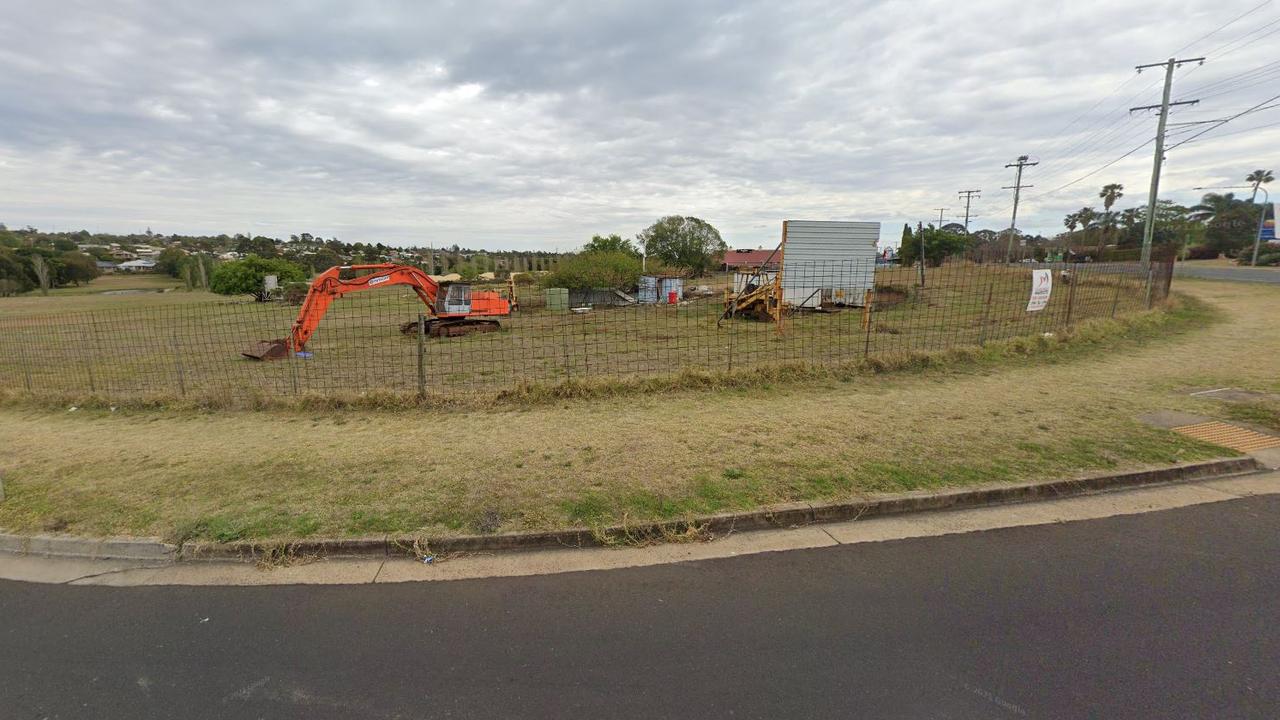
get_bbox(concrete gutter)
[2,457,1257,564]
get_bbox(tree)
[308,247,344,272]
[52,237,79,252]
[1099,184,1124,217]
[29,252,50,296]
[540,251,642,290]
[636,216,726,275]
[1063,212,1079,244]
[899,225,971,267]
[58,251,101,286]
[1206,207,1259,257]
[0,249,33,295]
[1188,192,1239,224]
[583,233,640,258]
[1075,207,1098,251]
[155,247,188,277]
[209,255,306,301]
[235,235,279,257]
[1247,169,1274,201]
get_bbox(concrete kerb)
[0,457,1263,564]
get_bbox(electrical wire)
[1166,91,1280,150]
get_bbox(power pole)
[933,207,948,228]
[1132,57,1203,264]
[1003,156,1037,263]
[957,190,980,233]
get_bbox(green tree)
[235,235,279,257]
[0,249,33,295]
[57,251,101,286]
[155,247,188,277]
[583,233,640,258]
[454,261,482,281]
[52,237,79,252]
[1247,169,1274,201]
[1187,192,1239,224]
[540,251,642,290]
[636,216,726,275]
[899,226,971,267]
[209,255,305,301]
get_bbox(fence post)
[16,331,33,393]
[727,314,735,373]
[862,288,875,357]
[85,312,98,395]
[1064,271,1078,327]
[977,281,995,346]
[1110,278,1124,319]
[1144,268,1154,310]
[170,331,186,397]
[288,342,299,396]
[416,313,427,398]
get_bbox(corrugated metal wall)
[781,220,880,307]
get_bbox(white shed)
[780,220,880,307]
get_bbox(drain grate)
[1172,421,1280,452]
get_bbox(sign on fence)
[1026,269,1052,312]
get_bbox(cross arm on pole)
[1130,99,1199,113]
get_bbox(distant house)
[95,261,118,274]
[721,248,779,271]
[117,259,157,272]
[218,251,242,261]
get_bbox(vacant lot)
[0,279,1269,543]
[0,263,1156,404]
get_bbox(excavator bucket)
[242,339,290,361]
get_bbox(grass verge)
[0,286,1248,545]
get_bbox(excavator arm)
[290,264,438,351]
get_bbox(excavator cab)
[438,283,473,315]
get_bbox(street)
[2,495,1278,719]
[1175,264,1280,284]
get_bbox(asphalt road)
[3,496,1278,719]
[1174,264,1280,283]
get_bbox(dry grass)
[1,280,1265,543]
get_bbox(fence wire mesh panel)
[0,260,1173,405]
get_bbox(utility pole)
[1003,156,1037,263]
[957,190,980,233]
[1132,57,1203,265]
[933,207,948,228]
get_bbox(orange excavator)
[242,264,513,360]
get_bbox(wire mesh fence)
[0,259,1174,405]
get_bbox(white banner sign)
[1026,269,1052,312]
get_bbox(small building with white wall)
[780,220,880,307]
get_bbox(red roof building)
[721,248,779,270]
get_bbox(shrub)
[540,251,642,290]
[210,255,306,301]
[1184,245,1218,260]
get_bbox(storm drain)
[1172,421,1280,452]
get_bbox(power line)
[1166,91,1280,150]
[1170,0,1272,55]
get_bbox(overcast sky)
[1,0,1276,249]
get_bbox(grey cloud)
[0,0,1275,247]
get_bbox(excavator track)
[399,318,502,338]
